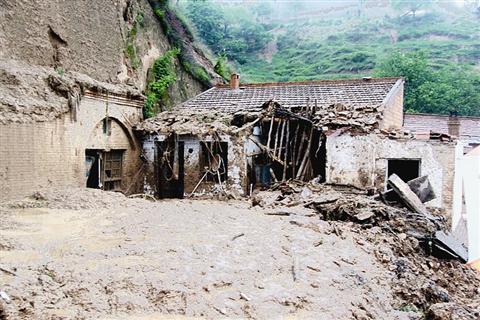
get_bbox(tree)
[252,2,273,23]
[186,0,271,63]
[374,51,431,112]
[374,51,480,116]
[186,1,226,53]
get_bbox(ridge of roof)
[214,77,402,89]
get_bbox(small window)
[103,118,112,136]
[103,150,123,190]
[199,141,228,182]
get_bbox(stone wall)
[325,133,456,212]
[0,92,143,200]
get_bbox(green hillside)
[173,0,480,116]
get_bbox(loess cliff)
[0,0,217,123]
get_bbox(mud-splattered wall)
[325,133,456,212]
[141,133,246,197]
[0,93,143,200]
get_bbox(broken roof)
[178,77,403,113]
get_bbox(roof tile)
[179,78,401,113]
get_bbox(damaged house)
[0,64,144,200]
[136,75,456,212]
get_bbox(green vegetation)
[55,67,65,76]
[184,1,272,64]
[150,0,213,86]
[375,51,480,116]
[213,54,230,80]
[176,0,480,116]
[125,12,145,70]
[144,49,180,118]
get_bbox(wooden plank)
[388,174,429,215]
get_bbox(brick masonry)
[404,113,480,144]
[0,92,143,200]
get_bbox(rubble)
[388,173,430,216]
[252,178,480,316]
[134,109,234,135]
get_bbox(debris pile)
[1,187,145,210]
[311,102,382,132]
[135,110,234,135]
[252,179,440,234]
[252,178,480,318]
[0,58,142,124]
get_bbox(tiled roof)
[179,78,402,113]
[403,113,480,143]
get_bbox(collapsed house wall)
[141,133,245,197]
[0,92,143,200]
[325,133,455,211]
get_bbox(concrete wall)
[380,80,404,130]
[325,133,455,211]
[142,133,245,197]
[0,91,143,200]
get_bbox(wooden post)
[277,119,286,158]
[296,125,314,180]
[282,120,290,181]
[273,119,281,157]
[267,116,275,149]
[291,121,300,178]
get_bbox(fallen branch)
[128,193,156,201]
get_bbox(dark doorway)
[387,159,421,184]
[157,138,185,199]
[86,150,101,188]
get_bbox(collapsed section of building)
[135,75,456,213]
[0,61,144,200]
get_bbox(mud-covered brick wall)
[325,133,456,212]
[0,94,143,200]
[141,133,245,197]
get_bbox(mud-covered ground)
[0,188,478,319]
